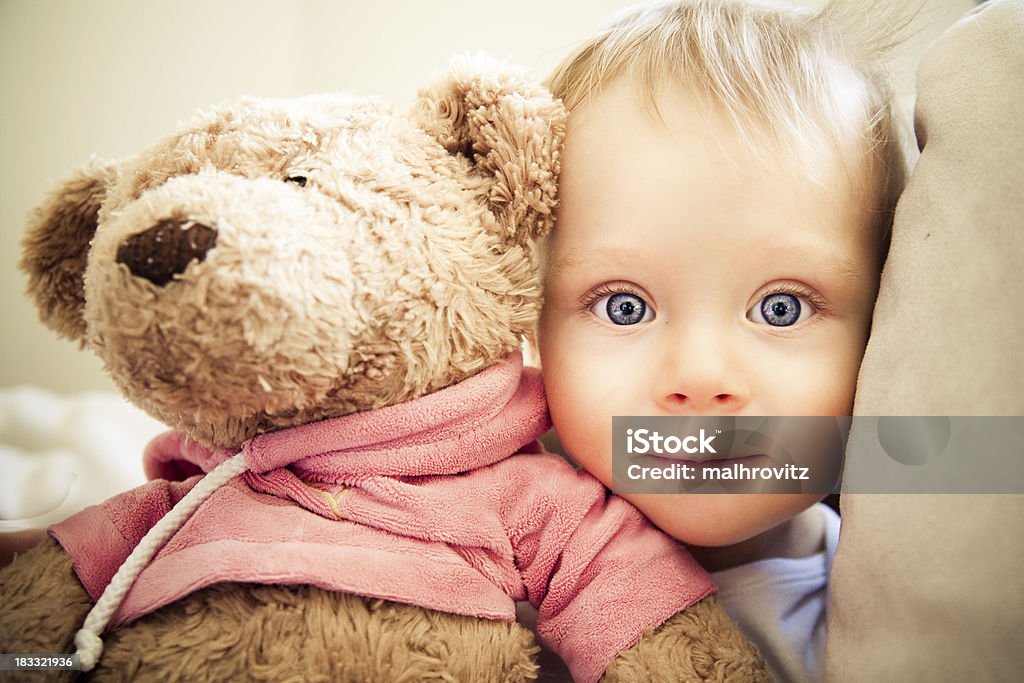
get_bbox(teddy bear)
[0,55,768,682]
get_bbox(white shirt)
[712,503,841,683]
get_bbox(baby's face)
[537,79,882,546]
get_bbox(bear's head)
[21,56,564,448]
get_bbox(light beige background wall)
[0,0,973,393]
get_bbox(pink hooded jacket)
[51,353,713,682]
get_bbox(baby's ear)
[411,53,566,246]
[20,158,120,343]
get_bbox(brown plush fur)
[20,159,119,343]
[0,539,89,683]
[0,540,539,682]
[5,55,769,680]
[603,596,769,682]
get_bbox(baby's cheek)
[822,350,863,415]
[551,405,614,485]
[782,346,861,416]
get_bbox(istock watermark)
[626,428,718,455]
[611,417,1024,494]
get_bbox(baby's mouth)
[645,453,774,467]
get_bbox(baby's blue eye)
[591,292,654,325]
[608,293,645,325]
[757,293,803,326]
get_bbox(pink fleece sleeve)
[498,454,715,683]
[49,477,201,601]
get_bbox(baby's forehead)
[566,79,885,222]
[573,75,883,196]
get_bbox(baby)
[535,1,908,680]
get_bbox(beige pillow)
[826,1,1024,680]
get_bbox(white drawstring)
[74,452,249,671]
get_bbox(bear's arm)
[498,453,768,682]
[0,537,92,683]
[604,594,770,682]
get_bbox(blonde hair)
[548,0,915,243]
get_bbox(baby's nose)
[116,219,217,286]
[656,336,750,413]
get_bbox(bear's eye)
[285,175,308,187]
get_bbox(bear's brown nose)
[115,219,217,286]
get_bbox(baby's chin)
[622,491,823,548]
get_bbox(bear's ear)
[411,53,566,245]
[20,158,120,343]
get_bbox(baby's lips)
[713,426,772,461]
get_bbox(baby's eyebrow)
[549,247,645,274]
[820,251,865,283]
[550,251,585,273]
[550,243,867,283]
